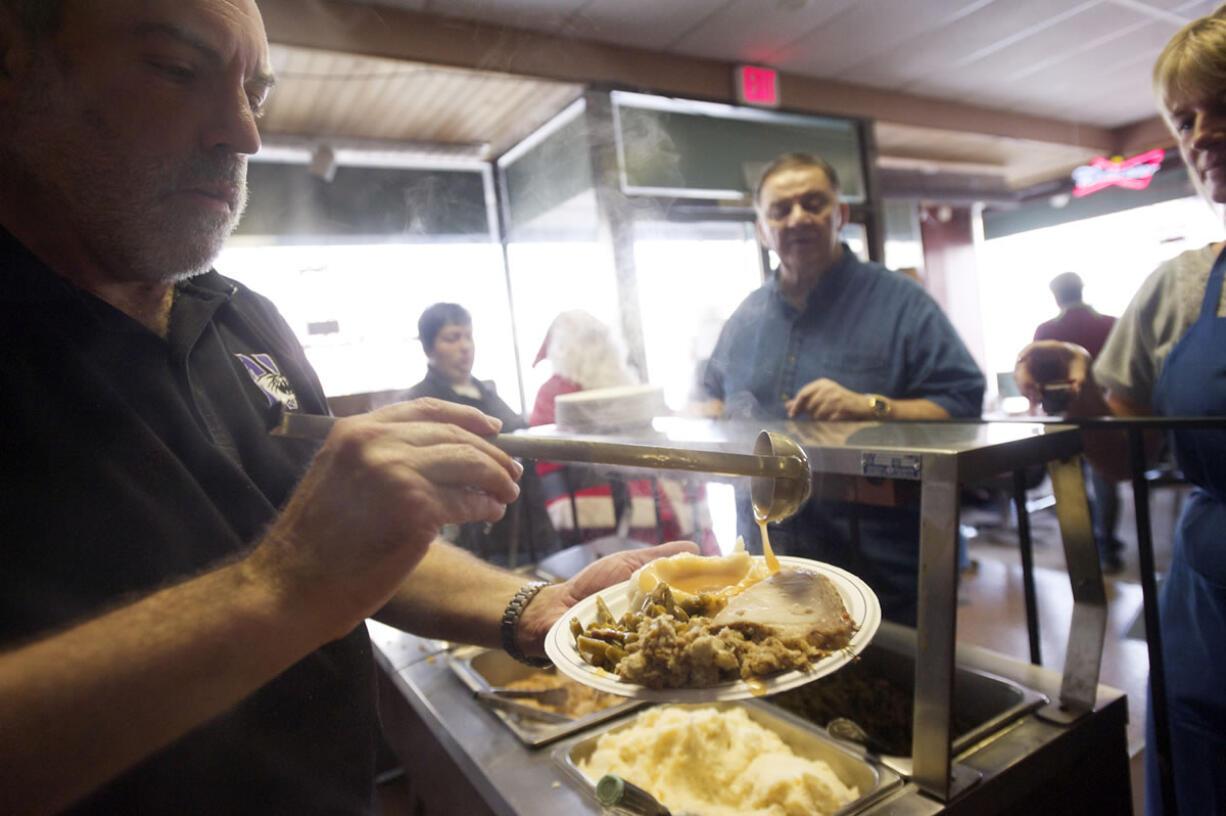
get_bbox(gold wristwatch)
[867,393,891,418]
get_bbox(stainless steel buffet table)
[370,623,1129,815]
[369,418,1129,814]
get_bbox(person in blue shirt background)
[701,153,985,625]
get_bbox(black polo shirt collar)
[0,225,238,348]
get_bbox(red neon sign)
[736,65,779,108]
[1071,148,1166,197]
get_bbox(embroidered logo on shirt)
[235,353,299,411]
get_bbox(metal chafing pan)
[764,637,1049,777]
[447,645,645,747]
[553,700,903,815]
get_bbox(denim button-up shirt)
[702,245,984,420]
[701,246,984,625]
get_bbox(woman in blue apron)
[1145,251,1226,815]
[1014,10,1226,813]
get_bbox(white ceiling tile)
[986,63,1159,127]
[561,0,733,51]
[1175,0,1222,16]
[1124,0,1217,15]
[843,0,1108,88]
[779,0,1000,76]
[669,0,862,65]
[1001,22,1176,122]
[1046,66,1171,126]
[936,5,1151,85]
[772,0,1002,77]
[419,0,585,32]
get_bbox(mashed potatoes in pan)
[579,705,858,816]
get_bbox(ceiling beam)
[258,0,1115,153]
[1112,115,1175,157]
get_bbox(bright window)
[977,195,1223,400]
[633,223,764,411]
[215,239,521,407]
[505,240,622,414]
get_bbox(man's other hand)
[516,540,700,657]
[1013,341,1092,409]
[786,377,870,420]
[247,398,524,638]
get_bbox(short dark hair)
[1049,272,1084,306]
[417,302,471,353]
[754,152,841,209]
[2,0,63,39]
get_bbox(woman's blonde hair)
[1154,4,1226,129]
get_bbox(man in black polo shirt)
[0,1,691,812]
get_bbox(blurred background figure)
[530,310,718,554]
[1033,272,1124,572]
[407,302,558,566]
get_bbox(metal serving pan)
[448,646,645,747]
[553,700,902,815]
[764,640,1049,776]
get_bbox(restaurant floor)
[958,477,1185,816]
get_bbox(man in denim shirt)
[701,153,984,624]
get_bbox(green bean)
[595,596,615,625]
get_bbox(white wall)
[976,195,1223,403]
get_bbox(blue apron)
[1146,250,1226,816]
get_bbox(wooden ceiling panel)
[262,45,582,155]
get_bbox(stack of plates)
[555,385,665,433]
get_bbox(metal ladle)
[270,412,812,523]
[826,717,891,755]
[750,430,813,524]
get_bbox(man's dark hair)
[417,302,471,353]
[2,0,63,38]
[1049,272,1084,307]
[753,152,841,208]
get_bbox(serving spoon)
[270,410,812,524]
[826,716,891,755]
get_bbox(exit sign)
[735,65,779,108]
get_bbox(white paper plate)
[544,556,881,702]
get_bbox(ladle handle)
[269,410,808,481]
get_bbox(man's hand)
[1013,341,1092,410]
[786,378,872,420]
[246,399,524,640]
[515,540,699,657]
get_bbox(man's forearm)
[885,397,951,420]
[0,561,327,814]
[375,541,525,650]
